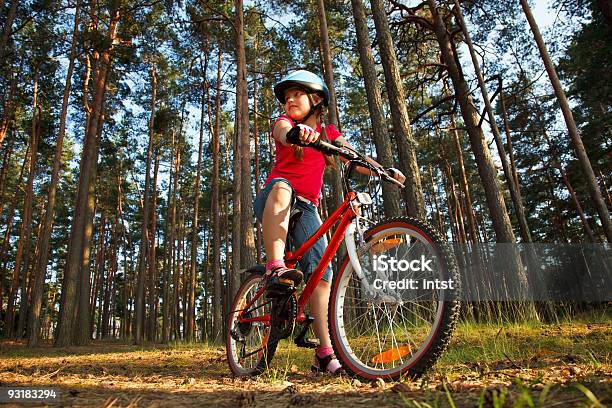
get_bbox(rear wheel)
[226,271,278,376]
[329,217,460,380]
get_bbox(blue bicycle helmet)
[274,70,330,107]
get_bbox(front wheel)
[329,217,460,380]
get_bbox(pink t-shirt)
[264,115,341,206]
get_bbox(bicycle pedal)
[294,315,318,348]
[295,337,319,348]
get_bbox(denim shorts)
[254,177,333,283]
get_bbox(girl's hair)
[292,94,335,167]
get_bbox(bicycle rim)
[330,218,459,380]
[226,273,276,376]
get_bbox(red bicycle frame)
[237,191,359,326]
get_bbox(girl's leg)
[260,181,303,287]
[292,202,342,372]
[262,181,293,264]
[309,280,332,348]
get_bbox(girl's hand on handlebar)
[286,124,319,146]
[386,167,406,184]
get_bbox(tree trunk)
[252,40,262,264]
[56,8,120,347]
[0,71,17,147]
[5,71,39,339]
[429,0,532,303]
[178,205,186,339]
[448,110,478,243]
[102,224,115,338]
[162,130,174,343]
[498,86,521,193]
[543,132,596,242]
[16,96,43,340]
[146,144,160,342]
[350,0,401,218]
[0,0,19,62]
[92,220,107,338]
[453,1,532,242]
[74,98,105,345]
[427,0,516,243]
[0,143,27,324]
[171,127,181,341]
[134,63,157,344]
[428,165,444,234]
[316,0,344,208]
[0,136,15,216]
[520,0,612,242]
[188,73,207,342]
[235,0,256,279]
[212,46,223,343]
[370,0,426,219]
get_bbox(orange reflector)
[369,238,404,255]
[371,346,411,364]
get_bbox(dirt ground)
[0,321,610,407]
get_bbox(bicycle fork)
[344,218,402,303]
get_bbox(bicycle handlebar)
[309,139,405,189]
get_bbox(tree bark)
[134,63,157,344]
[74,95,105,345]
[0,137,15,216]
[146,143,160,342]
[188,72,207,342]
[0,0,19,62]
[171,127,181,340]
[0,142,27,323]
[350,0,402,218]
[427,0,516,243]
[56,7,120,347]
[0,71,17,147]
[520,0,612,242]
[212,46,223,343]
[316,0,345,214]
[448,110,478,243]
[252,39,262,264]
[543,132,596,242]
[453,0,532,243]
[370,0,426,219]
[5,71,39,338]
[162,131,174,343]
[235,0,256,280]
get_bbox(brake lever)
[382,172,405,188]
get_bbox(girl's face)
[284,87,313,121]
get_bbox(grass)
[0,312,610,407]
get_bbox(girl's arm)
[333,135,406,184]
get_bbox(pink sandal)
[312,353,344,374]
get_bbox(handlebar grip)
[286,126,306,146]
[310,139,342,155]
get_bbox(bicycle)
[226,139,461,380]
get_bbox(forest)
[0,0,610,406]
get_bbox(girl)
[253,70,405,375]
